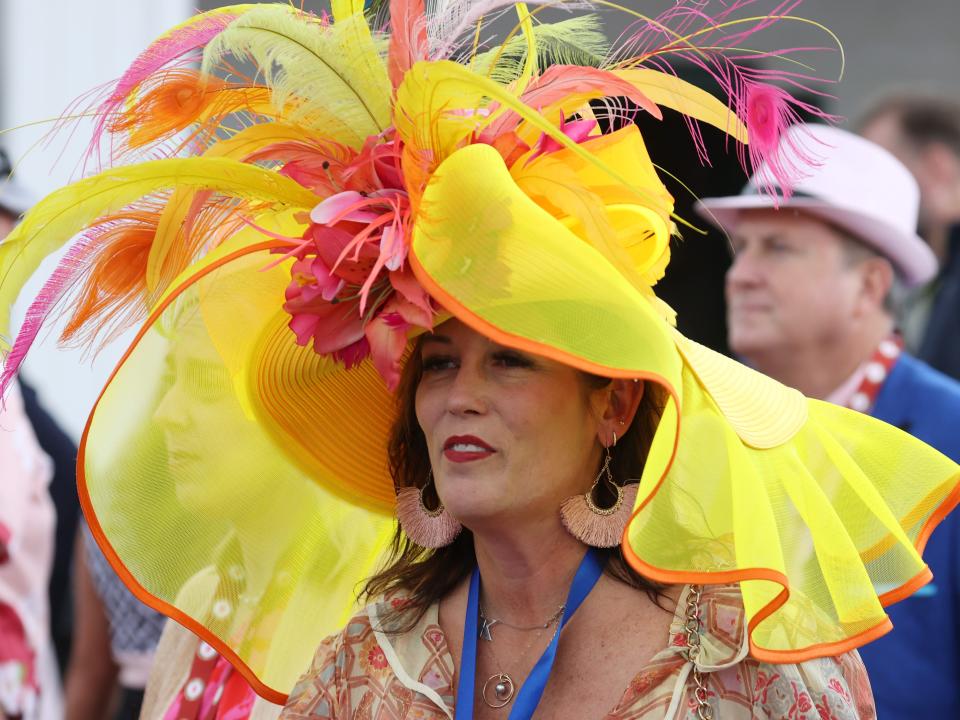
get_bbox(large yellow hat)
[1,0,957,702]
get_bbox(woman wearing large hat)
[1,1,957,718]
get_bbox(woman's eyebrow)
[421,334,452,347]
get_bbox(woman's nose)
[444,362,489,416]
[153,383,189,430]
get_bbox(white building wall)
[0,0,190,440]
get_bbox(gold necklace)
[479,611,562,709]
[479,603,565,640]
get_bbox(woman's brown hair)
[360,338,667,630]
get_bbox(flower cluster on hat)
[275,131,434,390]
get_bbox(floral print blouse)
[280,584,876,719]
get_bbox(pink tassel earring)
[396,475,462,549]
[560,434,638,548]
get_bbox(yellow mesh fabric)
[513,125,674,285]
[81,251,395,699]
[629,365,959,659]
[412,142,683,387]
[675,334,808,449]
[188,243,402,514]
[409,140,960,660]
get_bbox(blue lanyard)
[454,548,605,719]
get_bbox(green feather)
[473,15,610,84]
[202,5,392,147]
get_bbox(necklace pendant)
[479,616,499,642]
[482,672,515,708]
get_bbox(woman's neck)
[472,518,588,627]
[233,488,311,600]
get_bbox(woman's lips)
[443,435,495,463]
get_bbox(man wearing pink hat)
[698,123,960,719]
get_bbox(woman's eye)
[492,351,533,368]
[422,355,457,372]
[174,361,233,401]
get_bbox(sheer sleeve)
[750,651,876,719]
[280,632,344,719]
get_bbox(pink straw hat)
[696,123,938,288]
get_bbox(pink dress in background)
[0,382,60,720]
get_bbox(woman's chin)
[438,474,524,528]
[443,499,512,530]
[447,498,547,536]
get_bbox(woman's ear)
[597,379,645,447]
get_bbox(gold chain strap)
[682,585,714,720]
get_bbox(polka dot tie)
[848,336,903,414]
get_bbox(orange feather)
[60,207,160,346]
[387,0,428,90]
[109,69,274,150]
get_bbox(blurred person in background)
[64,526,166,720]
[0,383,60,720]
[3,150,165,719]
[0,149,80,676]
[860,95,960,379]
[134,296,390,720]
[698,123,960,720]
[138,306,323,720]
[0,154,66,720]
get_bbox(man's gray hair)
[836,230,902,316]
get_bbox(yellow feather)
[0,157,318,352]
[330,0,365,22]
[148,189,201,295]
[193,121,316,161]
[612,67,749,143]
[396,59,670,217]
[201,5,391,146]
[147,122,322,293]
[513,4,536,96]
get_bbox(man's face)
[725,210,867,357]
